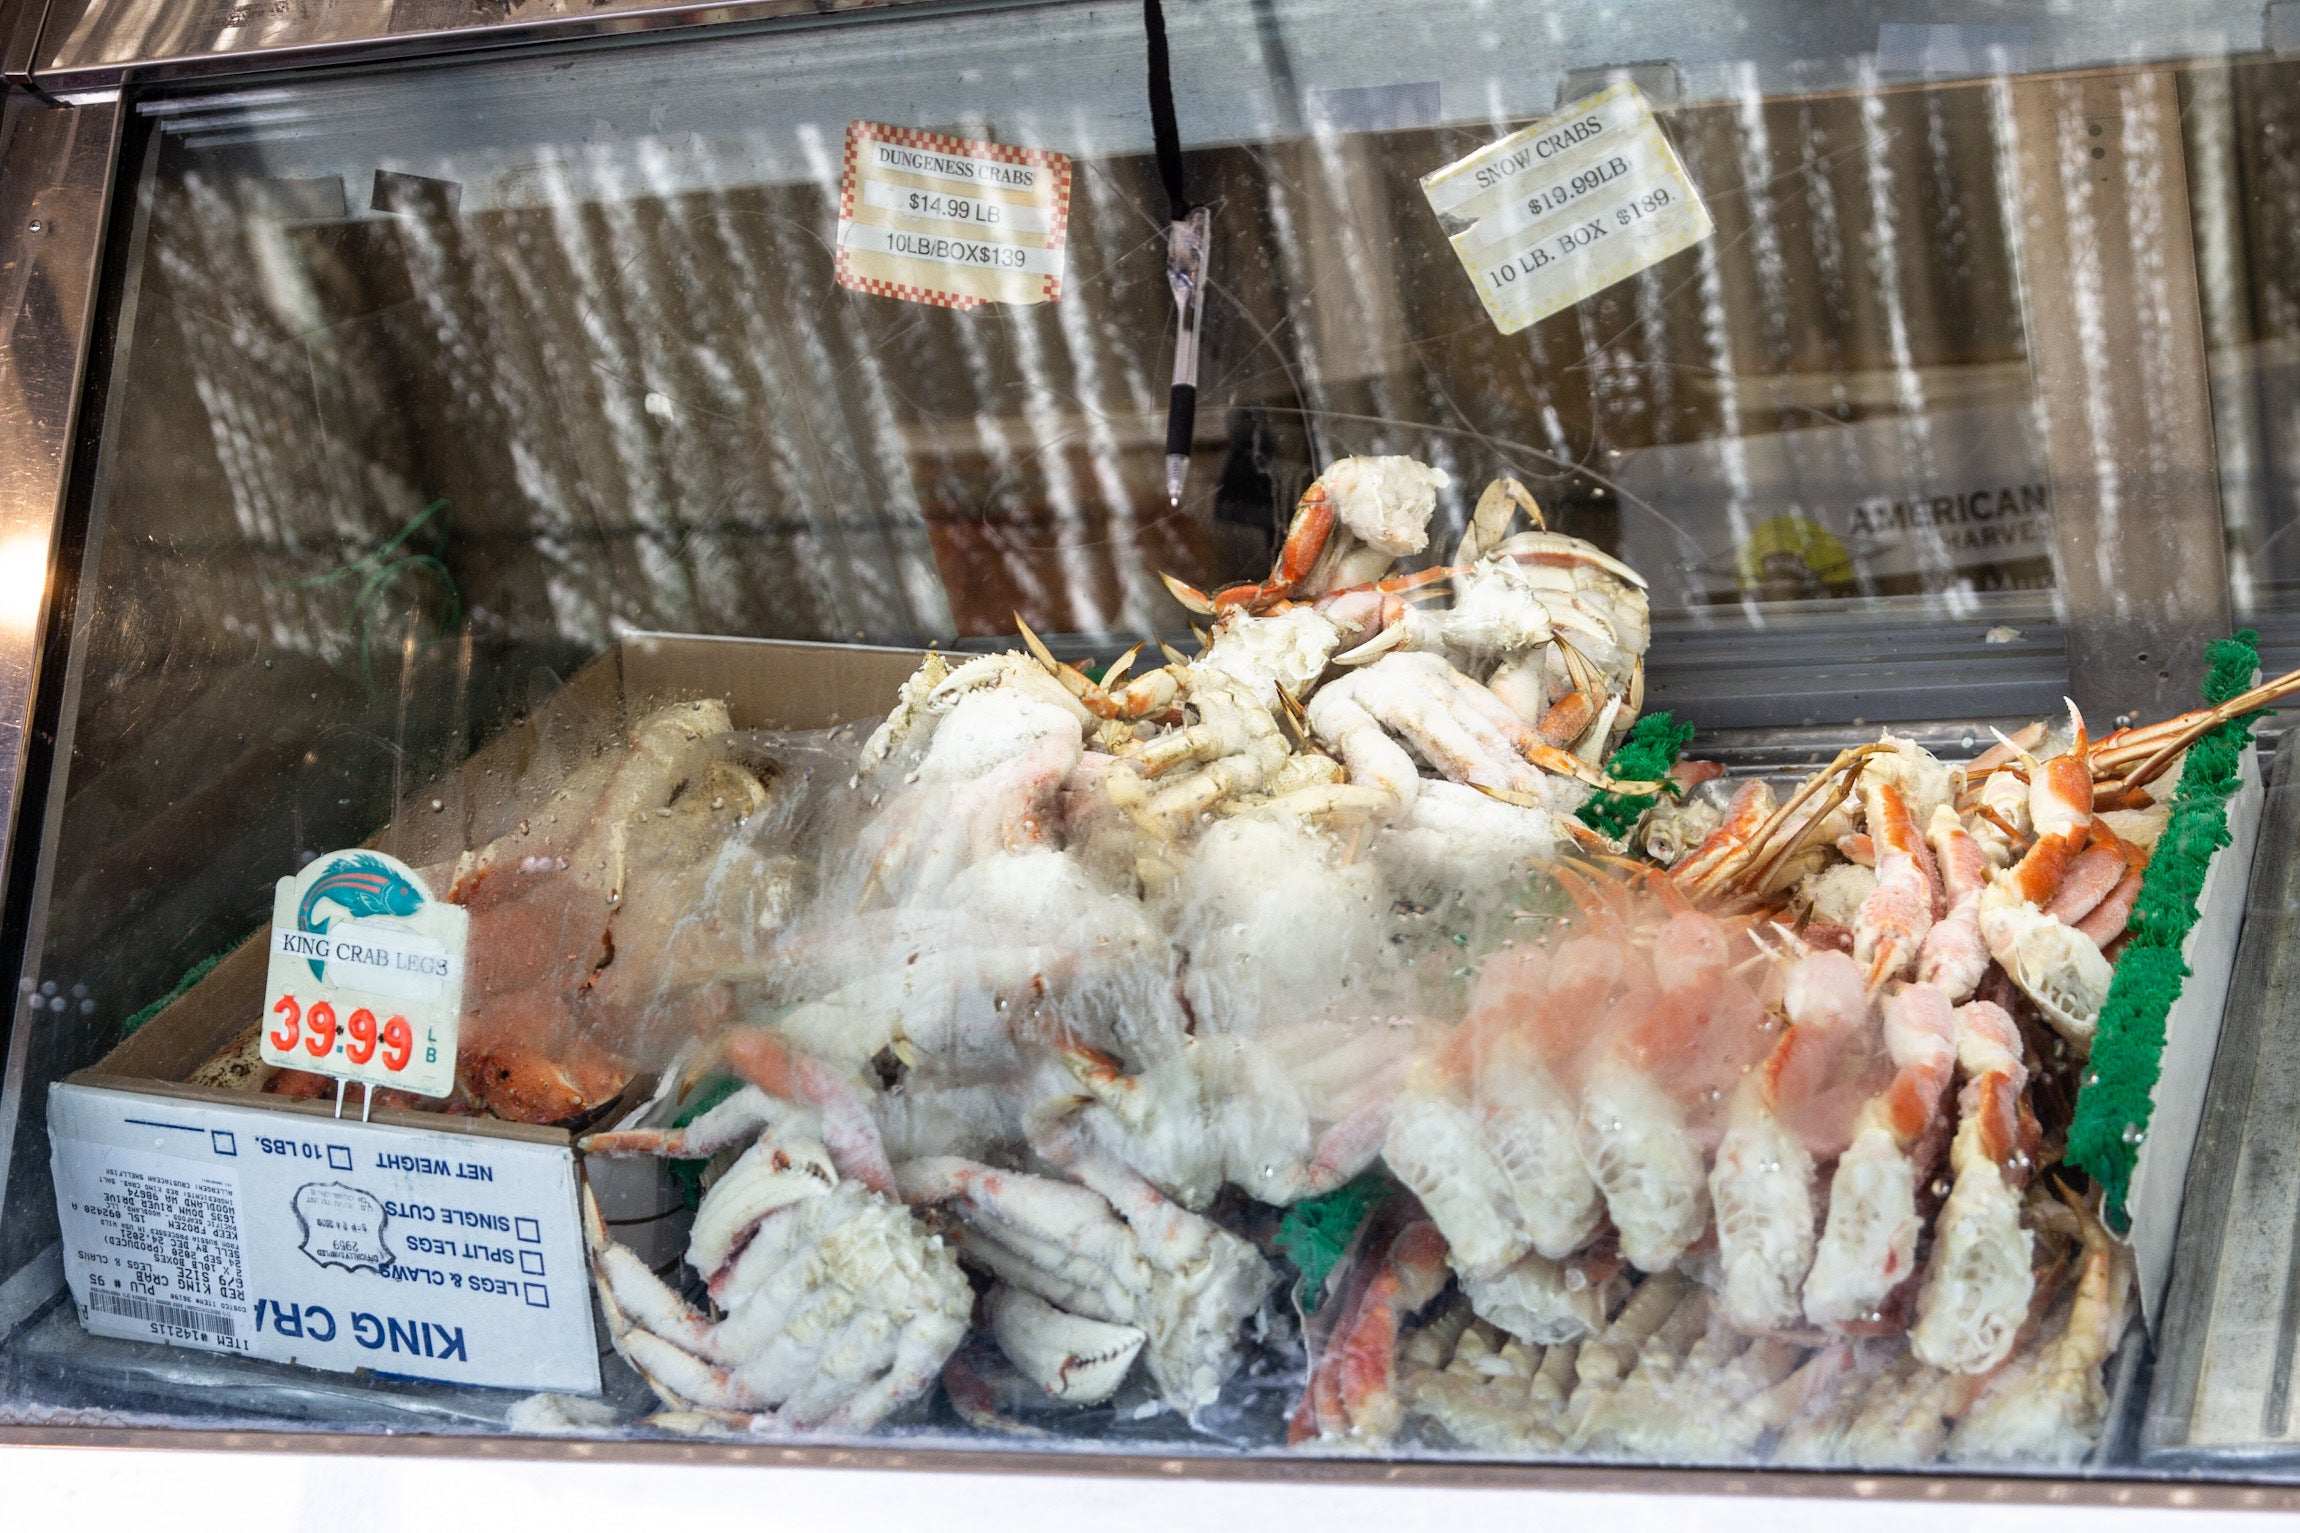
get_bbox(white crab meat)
[1383,1088,1534,1280]
[1459,1250,1609,1345]
[1801,1117,1920,1326]
[1908,1136,2031,1374]
[1320,455,1450,556]
[1977,879,2113,1046]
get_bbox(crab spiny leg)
[580,1084,790,1159]
[723,1029,895,1194]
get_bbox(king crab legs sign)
[264,850,467,1101]
[1421,82,1713,336]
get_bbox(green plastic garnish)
[2067,630,2265,1225]
[120,952,226,1037]
[1577,710,1696,840]
[1275,1169,1392,1313]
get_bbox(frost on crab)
[1166,816,1396,1036]
[580,1093,970,1434]
[898,1132,1279,1417]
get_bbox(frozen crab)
[1048,1015,1417,1210]
[1320,478,1653,762]
[896,1128,1278,1416]
[1306,651,1628,818]
[579,1085,970,1434]
[849,668,1087,910]
[1162,455,1451,617]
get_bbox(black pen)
[1164,205,1210,507]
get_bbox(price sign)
[262,851,466,1099]
[834,120,1072,310]
[1421,82,1713,336]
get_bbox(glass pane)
[3,0,2293,1484]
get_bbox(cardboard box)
[48,634,928,1394]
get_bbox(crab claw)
[1456,476,1546,566]
[1492,529,1650,590]
[721,1028,896,1195]
[1333,619,1414,665]
[1160,571,1218,615]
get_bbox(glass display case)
[6,0,2300,1500]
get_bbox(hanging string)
[1143,0,1190,220]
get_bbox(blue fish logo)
[298,854,426,982]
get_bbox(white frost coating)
[1383,1091,1530,1279]
[919,690,1081,782]
[1478,1043,1604,1259]
[1709,1096,1817,1332]
[1910,1144,2032,1374]
[1799,862,1879,927]
[1377,779,1565,896]
[1195,608,1343,710]
[1460,1250,1607,1344]
[1442,559,1556,654]
[1802,1118,1920,1325]
[1576,1055,1709,1273]
[1320,455,1450,556]
[1168,817,1388,1034]
[944,847,1101,928]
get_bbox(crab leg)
[1803,981,1956,1327]
[581,1084,793,1159]
[1910,999,2034,1374]
[723,1029,896,1195]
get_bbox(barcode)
[87,1287,237,1338]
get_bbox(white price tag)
[1421,82,1713,336]
[835,120,1072,309]
[263,850,466,1099]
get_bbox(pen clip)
[1164,207,1211,505]
[1166,205,1211,392]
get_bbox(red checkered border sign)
[835,120,1072,309]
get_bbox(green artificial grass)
[119,952,226,1036]
[1577,710,1697,841]
[2067,631,2264,1226]
[1275,1168,1392,1313]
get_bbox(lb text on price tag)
[262,850,466,1099]
[834,120,1072,310]
[1421,82,1713,336]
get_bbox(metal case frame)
[0,0,2286,1502]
